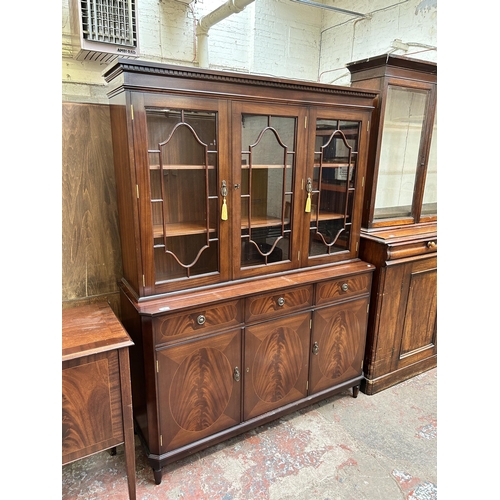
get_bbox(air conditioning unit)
[69,0,139,62]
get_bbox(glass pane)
[240,114,295,268]
[422,110,437,216]
[146,108,219,281]
[309,119,359,258]
[374,86,429,219]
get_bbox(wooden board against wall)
[62,102,122,312]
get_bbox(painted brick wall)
[318,0,437,85]
[62,0,436,101]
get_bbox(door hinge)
[305,116,307,129]
[362,176,365,188]
[356,241,358,252]
[160,435,163,446]
[143,275,146,287]
[130,104,134,121]
[367,120,369,132]
[361,360,364,371]
[309,319,312,329]
[298,251,301,262]
[306,380,309,392]
[136,184,140,199]
[156,360,159,373]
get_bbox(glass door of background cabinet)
[231,103,306,279]
[374,84,437,224]
[138,95,230,294]
[304,112,364,265]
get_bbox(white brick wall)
[62,0,436,102]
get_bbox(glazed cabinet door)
[302,108,369,267]
[244,311,311,420]
[309,297,369,394]
[231,102,307,279]
[132,93,231,296]
[374,81,437,225]
[156,329,242,453]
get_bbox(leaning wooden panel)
[62,102,122,302]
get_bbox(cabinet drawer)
[245,285,313,323]
[154,299,243,345]
[315,272,372,306]
[387,237,438,261]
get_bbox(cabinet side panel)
[119,291,149,441]
[367,264,406,379]
[109,97,140,293]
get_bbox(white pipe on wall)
[196,0,255,68]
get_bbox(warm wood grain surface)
[62,102,123,305]
[62,302,133,361]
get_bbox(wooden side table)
[62,302,136,500]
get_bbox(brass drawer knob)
[427,241,437,249]
[341,283,349,292]
[277,297,285,307]
[196,314,206,325]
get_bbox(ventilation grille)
[82,0,136,46]
[70,0,139,62]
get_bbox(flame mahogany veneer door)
[156,329,242,453]
[309,297,369,395]
[243,311,311,421]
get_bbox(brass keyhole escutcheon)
[233,367,241,382]
[312,342,319,355]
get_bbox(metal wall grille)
[81,0,137,47]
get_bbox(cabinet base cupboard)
[103,60,377,484]
[359,225,437,395]
[120,262,373,484]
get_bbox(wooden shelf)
[153,222,216,238]
[149,164,215,170]
[241,216,288,229]
[314,211,346,221]
[316,162,353,168]
[241,164,292,169]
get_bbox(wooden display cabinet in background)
[347,54,437,395]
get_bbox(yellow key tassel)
[305,192,311,213]
[221,198,228,220]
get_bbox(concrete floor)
[62,368,437,499]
